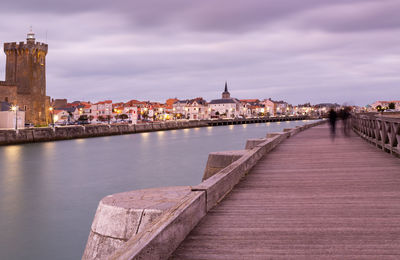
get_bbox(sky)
[0,0,399,106]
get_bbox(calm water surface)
[0,120,314,260]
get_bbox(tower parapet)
[4,41,48,55]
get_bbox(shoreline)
[0,116,308,146]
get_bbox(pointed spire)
[222,81,231,99]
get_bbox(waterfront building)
[208,82,240,118]
[186,98,208,120]
[263,98,289,116]
[173,100,189,119]
[238,101,252,118]
[173,98,208,120]
[0,29,50,125]
[53,109,71,124]
[93,100,113,121]
[371,100,400,111]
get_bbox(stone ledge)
[202,150,247,181]
[110,191,206,260]
[82,186,192,260]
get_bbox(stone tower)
[3,28,49,125]
[222,81,230,99]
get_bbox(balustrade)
[352,114,400,156]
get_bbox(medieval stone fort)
[0,29,50,125]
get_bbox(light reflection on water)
[0,120,315,260]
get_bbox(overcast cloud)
[1,0,399,105]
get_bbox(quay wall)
[0,116,308,146]
[82,119,325,260]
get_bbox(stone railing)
[352,114,400,157]
[82,119,326,260]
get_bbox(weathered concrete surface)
[82,186,193,260]
[110,191,206,260]
[54,126,85,140]
[84,125,111,137]
[266,131,286,138]
[245,138,267,150]
[202,150,247,181]
[32,127,55,141]
[172,123,400,259]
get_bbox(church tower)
[222,81,230,99]
[3,28,49,125]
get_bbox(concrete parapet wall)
[82,119,326,259]
[83,186,193,260]
[110,190,206,260]
[202,150,247,181]
[245,138,267,149]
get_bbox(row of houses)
[3,83,397,128]
[48,84,330,124]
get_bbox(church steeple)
[222,81,230,99]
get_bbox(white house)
[208,83,240,118]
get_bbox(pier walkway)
[171,123,400,259]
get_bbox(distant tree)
[376,105,384,112]
[67,111,73,123]
[98,115,106,122]
[388,102,395,109]
[78,115,88,121]
[120,114,128,120]
[88,115,94,122]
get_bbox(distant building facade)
[371,100,400,110]
[208,82,240,118]
[0,29,50,125]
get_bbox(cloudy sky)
[1,0,399,106]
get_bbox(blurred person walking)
[341,107,351,136]
[328,108,337,140]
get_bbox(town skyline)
[1,1,400,106]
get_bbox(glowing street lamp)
[10,105,18,130]
[49,106,54,127]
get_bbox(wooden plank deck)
[171,124,400,259]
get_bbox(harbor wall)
[0,116,308,146]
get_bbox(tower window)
[24,105,27,111]
[5,97,8,102]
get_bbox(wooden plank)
[170,124,400,259]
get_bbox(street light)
[10,105,18,130]
[49,106,54,127]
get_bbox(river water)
[0,120,315,260]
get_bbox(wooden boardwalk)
[171,124,400,259]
